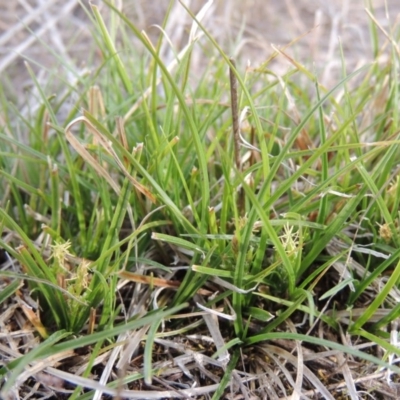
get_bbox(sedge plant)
[2,1,400,398]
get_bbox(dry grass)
[1,0,400,95]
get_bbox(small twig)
[118,270,213,296]
[229,58,245,215]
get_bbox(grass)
[1,1,400,398]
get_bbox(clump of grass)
[2,1,400,398]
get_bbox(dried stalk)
[229,58,245,215]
